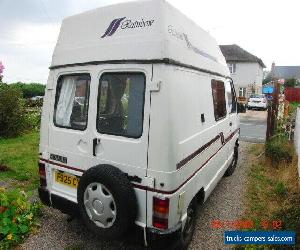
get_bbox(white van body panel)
[145,64,239,229]
[39,0,239,237]
[51,0,228,77]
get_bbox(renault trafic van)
[38,0,240,248]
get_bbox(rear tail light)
[39,162,47,187]
[153,197,169,229]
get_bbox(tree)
[10,82,45,98]
[284,78,298,88]
[263,72,273,85]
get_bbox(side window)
[211,80,227,121]
[225,79,237,113]
[227,63,236,74]
[54,74,90,130]
[239,87,246,97]
[97,72,145,138]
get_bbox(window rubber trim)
[96,71,146,139]
[53,73,91,131]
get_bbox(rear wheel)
[224,145,239,176]
[176,199,198,250]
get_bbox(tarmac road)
[239,110,267,143]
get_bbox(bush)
[0,188,42,249]
[284,78,299,88]
[265,135,294,163]
[25,99,43,108]
[0,84,27,137]
[25,111,41,132]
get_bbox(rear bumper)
[248,102,267,109]
[38,187,78,215]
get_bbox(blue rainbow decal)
[101,17,126,38]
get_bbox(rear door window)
[97,72,145,138]
[54,74,90,130]
[211,79,227,121]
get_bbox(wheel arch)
[194,187,205,205]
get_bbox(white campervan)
[38,0,240,248]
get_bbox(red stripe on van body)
[134,145,223,195]
[176,134,221,170]
[39,129,239,195]
[135,128,239,194]
[39,159,85,173]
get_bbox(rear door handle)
[93,138,100,156]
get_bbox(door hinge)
[150,80,161,92]
[144,176,155,188]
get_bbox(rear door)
[47,71,93,201]
[89,65,152,181]
[47,65,151,202]
[225,79,239,158]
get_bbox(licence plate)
[55,171,79,188]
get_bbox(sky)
[1,0,300,84]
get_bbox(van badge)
[50,154,67,164]
[101,17,155,38]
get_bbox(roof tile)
[219,44,266,68]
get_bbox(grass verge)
[0,132,39,192]
[242,143,300,247]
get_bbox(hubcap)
[83,182,117,228]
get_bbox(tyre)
[77,165,137,239]
[224,145,238,177]
[175,199,198,250]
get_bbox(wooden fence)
[285,87,300,103]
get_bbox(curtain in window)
[55,77,76,126]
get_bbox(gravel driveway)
[22,142,249,250]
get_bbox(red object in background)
[285,87,300,102]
